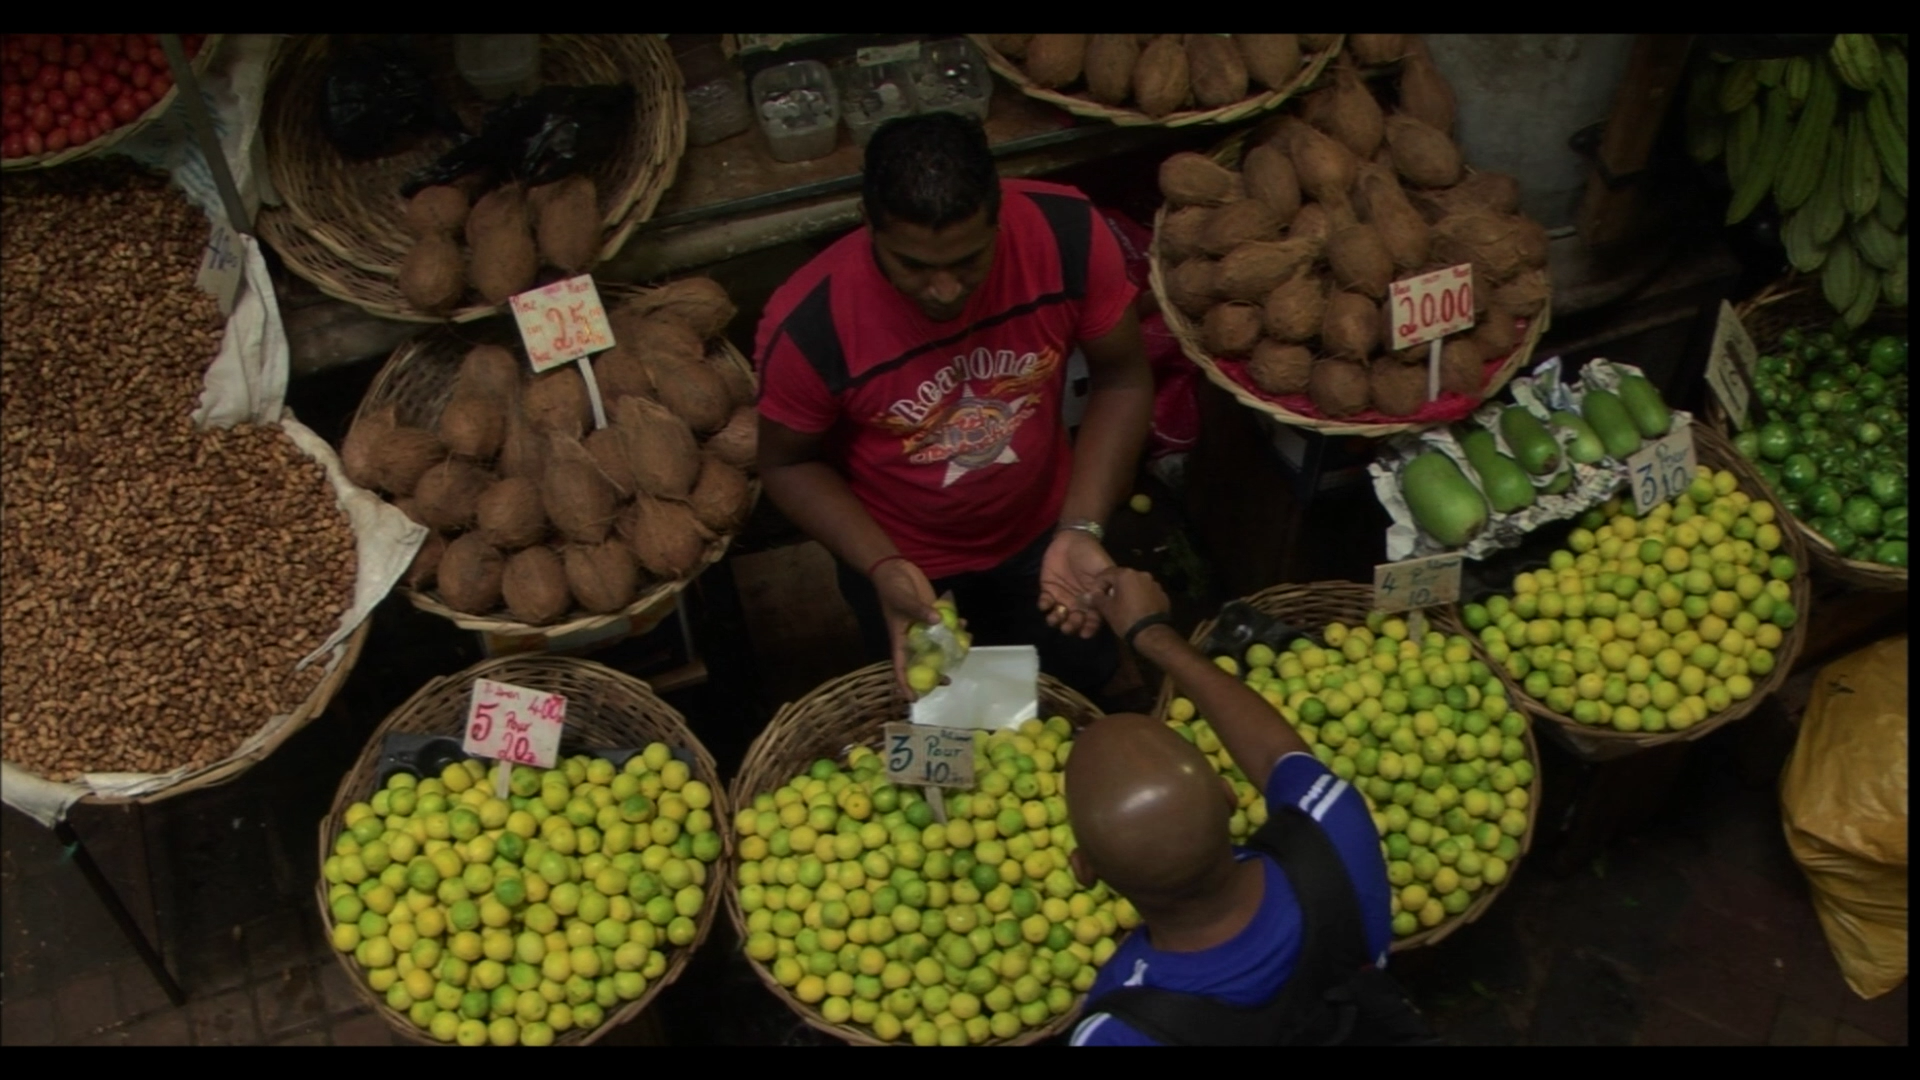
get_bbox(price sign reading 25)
[1389,263,1476,352]
[882,723,976,789]
[510,275,615,373]
[463,678,567,770]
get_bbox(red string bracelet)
[867,553,908,579]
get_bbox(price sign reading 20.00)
[882,723,976,789]
[1389,263,1476,351]
[463,678,567,770]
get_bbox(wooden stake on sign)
[577,357,609,430]
[926,787,947,825]
[1428,338,1443,403]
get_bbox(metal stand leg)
[52,818,187,1006]
[1279,430,1331,583]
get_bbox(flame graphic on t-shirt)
[873,350,1061,488]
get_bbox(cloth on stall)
[1779,633,1909,1000]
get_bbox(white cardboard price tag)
[509,275,616,373]
[1705,301,1758,431]
[881,723,976,789]
[1627,427,1698,515]
[195,220,244,316]
[462,678,567,771]
[1373,552,1465,613]
[1389,263,1476,352]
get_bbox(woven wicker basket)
[725,663,1104,1046]
[1149,581,1541,952]
[1702,278,1907,593]
[317,655,729,1045]
[70,618,370,807]
[259,34,685,323]
[967,35,1342,128]
[347,281,757,639]
[1454,423,1813,762]
[1150,132,1547,436]
[0,36,224,172]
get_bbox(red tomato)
[97,34,123,56]
[1,111,19,134]
[132,88,153,111]
[80,65,99,87]
[72,98,92,120]
[27,84,44,105]
[111,95,137,122]
[101,73,121,97]
[45,126,66,152]
[125,39,146,65]
[82,85,104,110]
[115,58,131,78]
[63,68,82,95]
[46,88,67,112]
[23,128,43,155]
[152,70,171,94]
[68,118,88,145]
[130,63,150,90]
[37,64,60,90]
[20,55,40,81]
[2,133,22,159]
[42,41,64,66]
[1,83,21,109]
[66,41,87,67]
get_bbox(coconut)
[543,434,620,544]
[1248,340,1314,396]
[1310,62,1384,159]
[1284,118,1360,204]
[1187,35,1249,109]
[1470,307,1522,358]
[688,453,753,533]
[403,531,447,590]
[1355,164,1431,271]
[1370,356,1431,416]
[437,395,507,461]
[1262,272,1327,343]
[655,361,733,434]
[1201,302,1263,358]
[1158,152,1236,207]
[1309,359,1371,417]
[405,186,469,237]
[476,476,549,550]
[1236,34,1302,91]
[1133,36,1190,118]
[709,354,757,410]
[1166,258,1223,318]
[501,547,572,626]
[398,233,466,314]
[393,498,427,527]
[1301,35,1340,53]
[593,343,655,403]
[457,344,523,403]
[1348,35,1408,66]
[1241,142,1301,225]
[465,184,538,305]
[1084,34,1141,105]
[1439,338,1487,396]
[622,313,708,380]
[613,396,701,499]
[342,405,396,491]
[1385,114,1464,189]
[1327,224,1394,299]
[1432,211,1531,285]
[565,541,639,614]
[529,174,600,274]
[1398,41,1457,135]
[436,534,505,615]
[1493,270,1551,318]
[1288,202,1334,249]
[1200,199,1282,256]
[619,495,714,580]
[1158,205,1214,262]
[1408,172,1524,224]
[622,277,736,339]
[1322,290,1382,360]
[413,458,493,531]
[584,427,635,496]
[525,365,592,439]
[371,424,447,497]
[706,407,758,472]
[1513,216,1551,270]
[1218,239,1318,302]
[497,407,546,482]
[1024,34,1087,89]
[987,35,1033,59]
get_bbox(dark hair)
[861,112,1001,231]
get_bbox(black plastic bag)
[1197,600,1314,660]
[400,84,634,198]
[321,38,466,160]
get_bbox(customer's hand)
[1090,566,1172,644]
[1039,529,1113,639]
[874,558,942,698]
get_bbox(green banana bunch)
[1775,56,1840,211]
[1686,62,1727,164]
[1727,87,1794,224]
[1829,33,1883,91]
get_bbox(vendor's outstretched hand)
[1040,529,1113,639]
[1090,566,1172,644]
[874,558,941,698]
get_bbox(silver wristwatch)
[1058,518,1105,543]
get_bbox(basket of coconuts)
[339,277,758,641]
[1149,37,1553,437]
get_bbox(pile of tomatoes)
[2,34,210,160]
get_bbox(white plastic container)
[679,42,754,147]
[836,59,917,148]
[455,35,541,101]
[909,38,991,123]
[752,59,840,163]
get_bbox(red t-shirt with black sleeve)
[754,178,1137,580]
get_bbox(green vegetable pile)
[1734,327,1908,567]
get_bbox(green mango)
[1401,452,1489,547]
[1459,427,1537,514]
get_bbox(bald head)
[1066,713,1235,901]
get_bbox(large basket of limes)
[317,656,730,1046]
[1452,422,1812,762]
[1707,279,1908,592]
[724,664,1125,1046]
[1151,581,1542,952]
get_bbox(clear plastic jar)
[909,38,991,123]
[455,35,541,101]
[751,59,841,163]
[678,43,753,147]
[836,59,917,148]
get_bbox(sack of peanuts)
[0,161,425,825]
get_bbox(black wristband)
[1122,613,1175,653]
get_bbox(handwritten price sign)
[882,723,976,789]
[1705,301,1759,431]
[462,678,567,770]
[1389,263,1476,352]
[195,220,244,316]
[1373,552,1465,614]
[509,275,615,373]
[1627,427,1698,516]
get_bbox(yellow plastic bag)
[1779,634,1908,999]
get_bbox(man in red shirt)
[754,113,1154,703]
